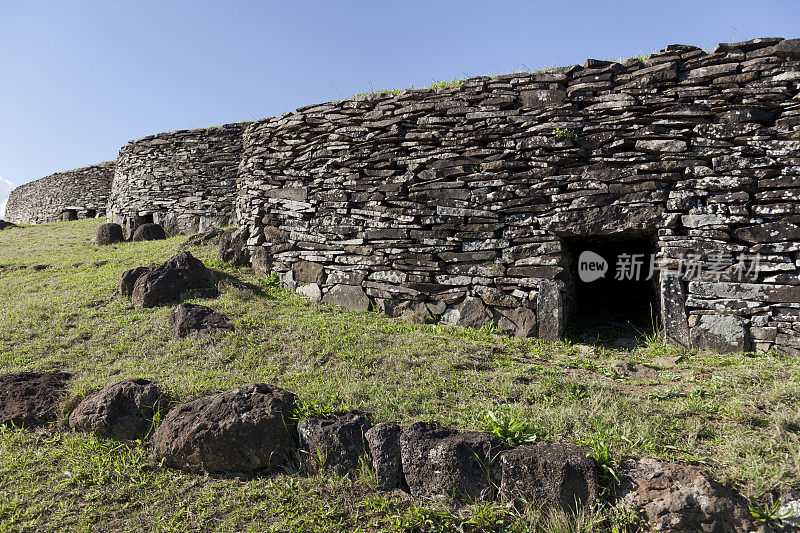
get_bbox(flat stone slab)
[169,303,233,339]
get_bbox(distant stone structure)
[108,122,249,238]
[4,162,114,224]
[236,37,800,355]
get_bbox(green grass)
[0,219,798,531]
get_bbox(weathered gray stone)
[537,281,564,342]
[660,274,690,347]
[16,38,800,357]
[494,307,537,338]
[250,247,272,276]
[441,296,492,329]
[773,38,800,58]
[635,139,688,153]
[690,314,750,353]
[296,283,322,302]
[322,284,371,312]
[292,261,325,285]
[733,220,800,244]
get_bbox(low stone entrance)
[563,234,659,346]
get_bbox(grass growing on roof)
[0,219,797,530]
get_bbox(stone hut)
[108,122,249,237]
[4,161,115,225]
[236,38,800,355]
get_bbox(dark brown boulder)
[95,223,124,245]
[129,251,213,309]
[132,223,167,242]
[499,441,598,513]
[399,422,505,502]
[120,266,152,297]
[152,383,297,473]
[0,371,71,427]
[618,457,761,533]
[365,421,404,490]
[217,228,250,267]
[297,411,372,476]
[169,303,233,339]
[68,378,171,440]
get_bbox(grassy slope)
[0,219,798,531]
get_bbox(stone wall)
[236,37,800,356]
[108,122,249,237]
[4,161,115,225]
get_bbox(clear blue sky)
[1,0,798,186]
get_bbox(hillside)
[0,219,798,531]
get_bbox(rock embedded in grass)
[618,457,760,532]
[399,421,505,502]
[365,421,404,490]
[610,359,658,380]
[131,223,167,242]
[169,302,233,339]
[297,411,372,476]
[129,251,213,309]
[499,441,598,513]
[217,227,250,266]
[0,371,71,427]
[68,378,171,440]
[120,266,152,297]
[181,227,223,250]
[0,220,18,230]
[152,383,297,473]
[95,223,124,245]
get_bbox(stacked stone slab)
[108,122,249,237]
[236,37,800,355]
[5,161,114,224]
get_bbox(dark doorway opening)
[139,213,154,225]
[85,209,96,219]
[563,234,660,348]
[61,210,77,221]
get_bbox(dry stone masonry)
[108,122,249,237]
[4,161,114,224]
[236,37,800,355]
[4,38,799,355]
